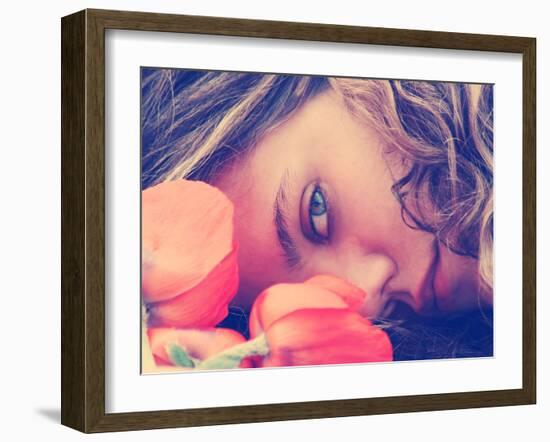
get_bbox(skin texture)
[212,89,486,318]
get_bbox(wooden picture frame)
[61,8,536,433]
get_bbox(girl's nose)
[343,253,397,318]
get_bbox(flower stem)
[196,334,270,370]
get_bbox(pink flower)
[142,180,239,328]
[249,275,367,338]
[248,276,392,367]
[260,308,393,367]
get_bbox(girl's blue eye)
[310,188,327,216]
[300,182,331,244]
[307,185,329,242]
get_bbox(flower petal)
[262,308,393,367]
[147,327,252,368]
[142,180,235,303]
[148,245,239,328]
[249,282,349,338]
[305,274,366,311]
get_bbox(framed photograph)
[61,8,536,433]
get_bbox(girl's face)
[213,89,484,318]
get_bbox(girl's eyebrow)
[273,169,303,270]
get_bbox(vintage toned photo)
[140,67,494,373]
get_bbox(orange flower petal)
[142,180,235,303]
[148,245,239,328]
[249,282,348,338]
[305,274,366,311]
[148,327,252,368]
[262,308,393,367]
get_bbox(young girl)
[141,68,493,360]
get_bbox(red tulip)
[249,275,367,338]
[142,180,238,328]
[147,327,252,369]
[246,277,392,368]
[147,247,239,328]
[261,308,393,367]
[249,281,350,338]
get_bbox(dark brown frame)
[61,8,536,433]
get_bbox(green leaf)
[167,344,195,368]
[196,333,270,370]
